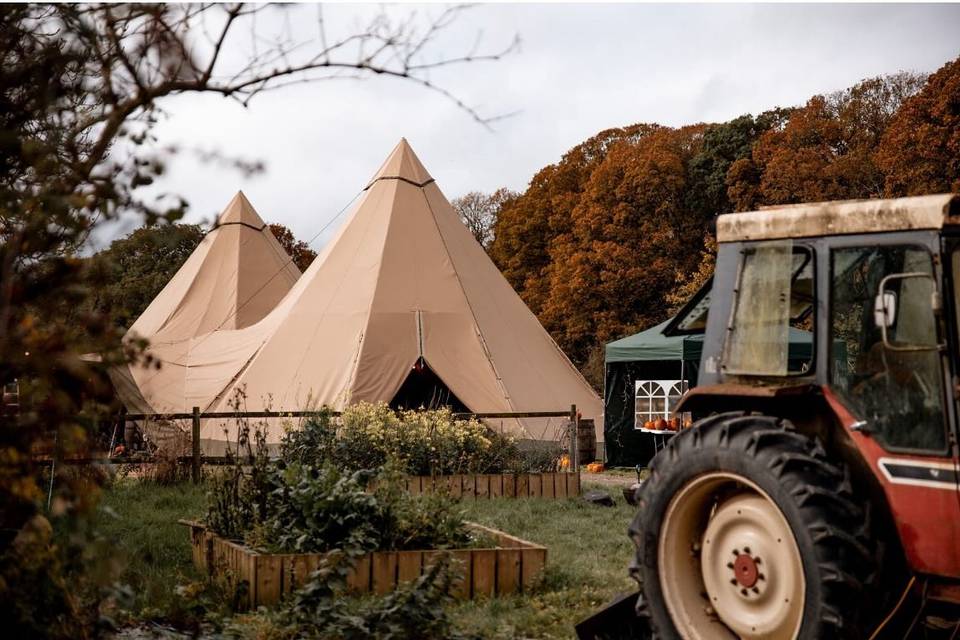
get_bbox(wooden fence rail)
[77,405,582,483]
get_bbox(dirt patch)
[581,472,636,488]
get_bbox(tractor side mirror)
[873,291,897,329]
[875,272,943,352]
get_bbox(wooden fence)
[181,520,547,609]
[96,405,582,483]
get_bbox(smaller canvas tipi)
[110,192,300,413]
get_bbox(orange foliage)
[539,125,708,363]
[268,223,317,272]
[876,57,960,196]
[489,125,660,315]
[487,59,958,374]
[729,72,925,210]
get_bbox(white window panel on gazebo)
[634,379,688,430]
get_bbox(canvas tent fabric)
[110,192,301,413]
[113,140,602,451]
[603,320,813,467]
[196,139,602,450]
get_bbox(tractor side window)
[722,241,814,376]
[830,246,947,452]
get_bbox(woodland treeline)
[487,55,960,386]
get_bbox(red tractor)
[615,194,960,639]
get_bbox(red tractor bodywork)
[823,387,960,585]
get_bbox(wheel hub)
[733,552,759,588]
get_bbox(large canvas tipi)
[196,140,602,447]
[110,192,301,413]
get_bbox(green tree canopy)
[87,224,204,331]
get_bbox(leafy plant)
[290,403,562,476]
[206,400,280,541]
[264,463,380,554]
[206,410,480,554]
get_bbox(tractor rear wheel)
[629,412,876,639]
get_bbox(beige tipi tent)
[110,192,301,413]
[194,140,602,449]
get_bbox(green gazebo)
[604,321,814,467]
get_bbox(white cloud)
[104,3,960,252]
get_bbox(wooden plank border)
[392,472,579,499]
[179,520,547,609]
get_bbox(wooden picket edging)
[180,520,547,609]
[402,471,580,499]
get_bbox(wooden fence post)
[192,406,201,484]
[569,404,579,473]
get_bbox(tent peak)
[366,138,433,189]
[218,191,267,229]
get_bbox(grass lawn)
[95,478,208,622]
[96,478,639,638]
[453,484,639,639]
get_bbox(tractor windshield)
[722,241,814,376]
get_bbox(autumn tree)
[665,234,716,312]
[728,72,925,210]
[876,56,960,195]
[486,64,948,387]
[451,188,518,249]
[540,125,707,364]
[490,124,659,314]
[268,223,317,272]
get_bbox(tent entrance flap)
[390,357,470,412]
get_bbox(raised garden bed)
[403,471,580,499]
[180,520,548,609]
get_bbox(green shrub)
[288,403,562,476]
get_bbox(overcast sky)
[113,2,960,251]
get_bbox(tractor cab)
[673,195,960,446]
[624,194,960,640]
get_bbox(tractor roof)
[717,193,960,243]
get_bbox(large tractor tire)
[629,412,877,640]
